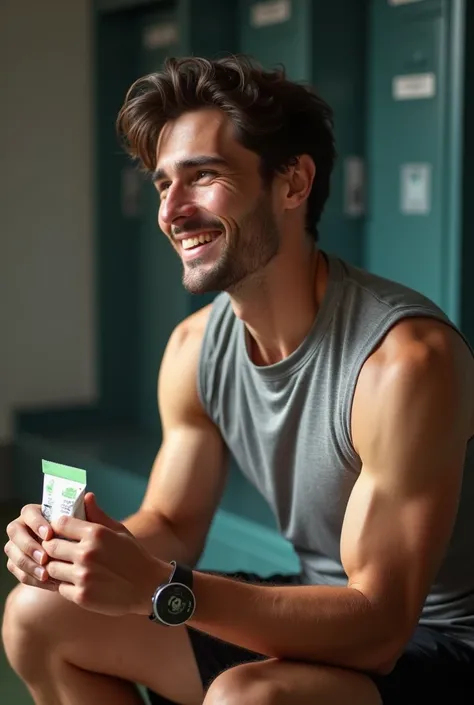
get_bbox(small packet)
[41,460,87,523]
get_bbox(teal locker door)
[239,0,366,266]
[239,0,312,81]
[365,0,449,308]
[136,7,188,432]
[311,0,367,266]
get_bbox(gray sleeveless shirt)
[197,252,474,647]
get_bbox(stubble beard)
[182,194,281,296]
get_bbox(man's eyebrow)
[151,156,228,183]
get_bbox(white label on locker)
[401,164,431,215]
[393,73,436,100]
[251,0,291,28]
[143,23,178,50]
[344,157,365,217]
[388,0,424,6]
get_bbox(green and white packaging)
[41,460,87,522]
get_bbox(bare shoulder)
[363,316,474,382]
[165,303,212,361]
[352,316,474,448]
[158,304,213,422]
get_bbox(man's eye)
[196,170,216,181]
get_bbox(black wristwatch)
[149,561,196,627]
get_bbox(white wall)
[0,0,97,444]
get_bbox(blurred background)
[0,0,473,700]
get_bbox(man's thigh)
[148,569,474,705]
[372,625,474,705]
[149,633,381,705]
[3,584,204,705]
[149,623,474,705]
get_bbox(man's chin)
[182,268,235,296]
[182,274,217,296]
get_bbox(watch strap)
[169,561,193,589]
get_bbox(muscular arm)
[123,307,228,567]
[183,319,474,673]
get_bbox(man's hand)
[5,504,57,590]
[43,492,169,616]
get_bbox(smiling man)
[151,111,290,298]
[3,55,474,705]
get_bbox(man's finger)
[6,559,59,591]
[46,559,77,584]
[20,504,53,541]
[4,542,48,582]
[42,537,80,563]
[57,582,86,607]
[5,523,48,566]
[50,514,89,541]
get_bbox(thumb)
[84,492,124,531]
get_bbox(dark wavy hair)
[116,55,336,240]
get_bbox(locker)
[239,0,312,82]
[460,0,474,345]
[95,0,471,436]
[135,3,238,429]
[239,0,367,265]
[96,1,238,432]
[365,0,461,319]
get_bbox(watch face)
[154,583,195,626]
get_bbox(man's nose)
[160,183,197,226]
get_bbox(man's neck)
[229,240,327,367]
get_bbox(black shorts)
[148,571,474,705]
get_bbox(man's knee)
[204,662,280,705]
[2,584,64,678]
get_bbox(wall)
[0,0,97,445]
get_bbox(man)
[3,55,474,705]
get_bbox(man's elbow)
[359,619,411,675]
[364,644,404,676]
[346,587,414,674]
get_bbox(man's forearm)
[190,572,401,673]
[123,509,198,565]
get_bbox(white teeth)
[182,232,220,250]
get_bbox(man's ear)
[282,154,316,211]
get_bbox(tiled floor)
[0,503,34,705]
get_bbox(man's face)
[154,108,281,295]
